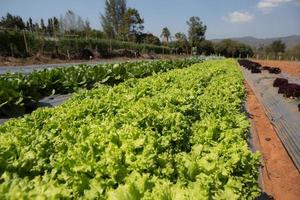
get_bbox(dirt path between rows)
[245,83,300,200]
[253,60,300,78]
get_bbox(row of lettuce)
[0,58,202,117]
[0,60,260,199]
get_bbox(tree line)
[0,0,272,59]
[254,40,300,60]
[0,11,97,37]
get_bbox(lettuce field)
[0,59,202,117]
[0,59,260,199]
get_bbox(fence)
[0,28,172,58]
[253,52,300,61]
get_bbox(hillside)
[211,35,300,49]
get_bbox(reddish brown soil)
[253,60,300,78]
[245,83,300,200]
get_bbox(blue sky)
[1,0,300,39]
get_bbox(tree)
[268,40,286,54]
[59,10,88,33]
[53,17,60,33]
[77,16,86,31]
[197,40,214,55]
[0,13,25,29]
[136,33,160,45]
[160,27,171,43]
[40,19,46,32]
[27,17,33,31]
[214,39,253,58]
[285,44,300,60]
[101,0,127,38]
[33,22,39,32]
[187,16,206,47]
[122,8,144,41]
[26,21,30,30]
[175,32,186,41]
[60,10,76,32]
[47,18,54,35]
[174,32,190,53]
[84,20,91,31]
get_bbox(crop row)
[0,59,260,199]
[239,60,300,112]
[273,78,300,112]
[0,58,202,117]
[238,60,281,74]
[273,78,300,98]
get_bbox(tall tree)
[198,40,214,55]
[59,10,87,33]
[47,18,54,35]
[77,16,85,31]
[33,22,39,32]
[26,21,30,30]
[160,27,171,43]
[174,32,190,53]
[122,8,144,41]
[268,40,286,54]
[84,20,91,31]
[40,19,46,32]
[214,39,253,58]
[53,17,60,33]
[101,0,127,38]
[28,17,33,31]
[25,17,33,31]
[0,13,25,29]
[61,10,77,32]
[134,33,160,45]
[187,16,206,47]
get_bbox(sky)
[0,0,300,39]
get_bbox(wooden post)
[67,50,70,60]
[10,43,14,57]
[109,39,112,52]
[76,37,78,51]
[23,30,29,53]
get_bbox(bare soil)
[253,60,300,78]
[245,82,300,200]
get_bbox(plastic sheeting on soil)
[241,67,300,171]
[39,94,71,107]
[0,94,71,124]
[0,59,141,74]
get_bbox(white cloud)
[257,0,299,12]
[222,11,254,23]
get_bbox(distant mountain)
[211,35,300,49]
